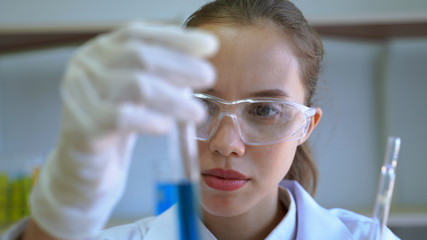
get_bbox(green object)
[0,171,34,230]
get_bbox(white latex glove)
[29,23,218,240]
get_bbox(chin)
[200,191,251,218]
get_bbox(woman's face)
[197,24,309,218]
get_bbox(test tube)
[369,136,401,239]
[155,125,181,215]
[176,121,200,240]
[155,95,201,239]
[175,88,201,240]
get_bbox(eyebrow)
[248,89,291,99]
[204,89,217,95]
[203,88,290,99]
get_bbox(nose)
[208,116,245,157]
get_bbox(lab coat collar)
[144,180,355,240]
[143,205,215,240]
[265,187,297,240]
[143,189,296,240]
[281,180,354,240]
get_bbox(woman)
[3,0,398,239]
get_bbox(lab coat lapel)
[143,205,216,240]
[143,205,179,240]
[281,180,354,240]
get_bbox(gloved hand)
[29,23,218,240]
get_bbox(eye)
[248,103,281,118]
[201,99,219,116]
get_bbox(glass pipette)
[369,136,401,239]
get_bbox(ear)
[298,107,322,145]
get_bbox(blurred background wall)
[1,0,426,238]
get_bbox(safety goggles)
[194,93,316,146]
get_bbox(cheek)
[198,141,207,156]
[251,142,298,181]
[198,141,211,166]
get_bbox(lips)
[202,168,250,191]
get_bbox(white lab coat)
[96,180,399,240]
[1,180,399,240]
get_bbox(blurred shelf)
[0,31,101,53]
[387,206,427,228]
[388,212,427,228]
[313,21,427,40]
[358,205,427,228]
[309,13,427,40]
[1,14,427,53]
[0,23,117,54]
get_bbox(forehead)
[200,24,305,104]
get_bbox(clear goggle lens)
[194,93,316,145]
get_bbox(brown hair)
[185,0,324,196]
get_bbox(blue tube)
[155,182,178,215]
[177,181,200,240]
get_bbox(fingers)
[63,23,219,137]
[75,23,218,96]
[63,68,206,136]
[138,43,216,89]
[80,40,216,90]
[111,23,219,58]
[116,104,174,134]
[96,71,208,122]
[135,73,207,122]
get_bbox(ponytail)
[285,142,318,196]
